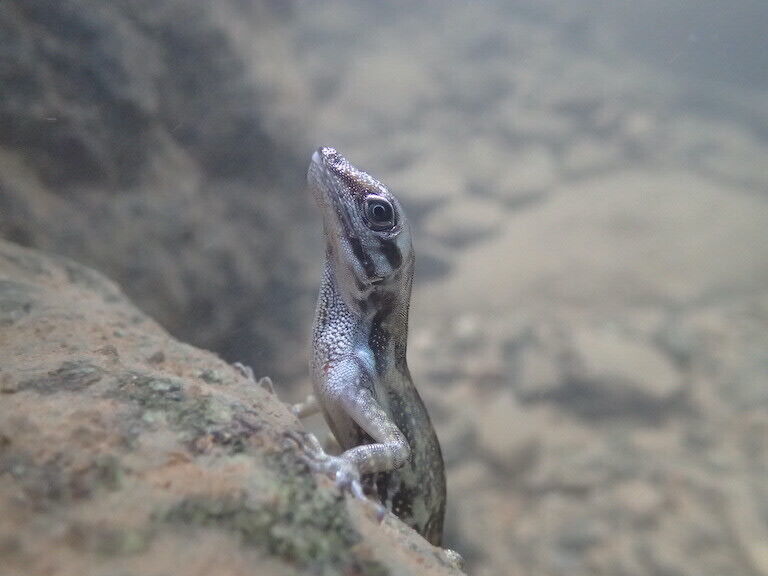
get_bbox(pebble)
[569,325,683,405]
[610,479,664,523]
[474,391,540,474]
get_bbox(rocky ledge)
[0,240,461,576]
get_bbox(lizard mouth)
[309,147,360,236]
[312,147,374,199]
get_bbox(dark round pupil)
[369,201,391,223]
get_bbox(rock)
[507,320,684,419]
[0,240,462,576]
[422,170,768,316]
[474,392,540,474]
[0,0,315,386]
[658,303,768,410]
[567,325,683,409]
[609,480,664,523]
[461,137,551,209]
[450,314,484,351]
[448,461,494,494]
[524,424,614,493]
[508,323,567,399]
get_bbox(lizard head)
[308,147,414,306]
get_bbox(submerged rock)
[510,322,684,420]
[0,240,462,576]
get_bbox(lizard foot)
[233,362,274,393]
[316,455,388,522]
[283,430,387,520]
[233,362,255,381]
[442,549,465,572]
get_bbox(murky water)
[2,1,767,574]
[290,2,768,574]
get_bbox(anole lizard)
[293,147,452,552]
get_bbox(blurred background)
[2,1,768,574]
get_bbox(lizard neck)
[322,252,413,369]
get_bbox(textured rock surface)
[0,240,461,576]
[0,0,316,386]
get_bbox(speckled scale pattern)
[312,264,356,368]
[308,147,447,546]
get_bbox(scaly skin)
[305,147,446,546]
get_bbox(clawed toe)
[300,450,367,503]
[257,376,275,393]
[332,464,365,501]
[233,363,275,393]
[442,549,465,571]
[283,430,323,461]
[282,429,305,451]
[283,431,385,518]
[233,362,255,382]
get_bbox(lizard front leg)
[331,385,411,474]
[295,358,410,507]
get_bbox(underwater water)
[290,4,768,573]
[1,1,767,575]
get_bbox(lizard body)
[305,147,446,546]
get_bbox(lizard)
[291,146,449,549]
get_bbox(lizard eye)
[363,195,395,231]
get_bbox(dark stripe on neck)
[347,235,377,280]
[378,238,402,270]
[367,291,397,370]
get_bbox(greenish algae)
[162,451,388,576]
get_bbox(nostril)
[319,146,339,162]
